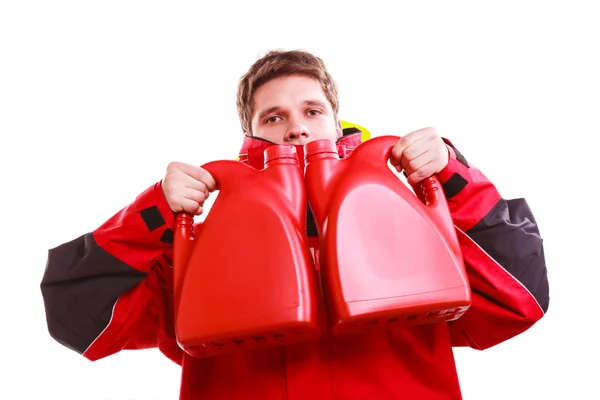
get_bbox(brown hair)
[236,49,340,135]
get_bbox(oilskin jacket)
[40,128,550,399]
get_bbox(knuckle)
[408,159,419,171]
[199,172,212,185]
[194,166,206,178]
[167,161,181,171]
[171,194,184,205]
[163,187,173,197]
[399,136,411,147]
[186,189,203,203]
[163,175,176,187]
[418,167,432,178]
[404,149,417,163]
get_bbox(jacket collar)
[238,128,364,170]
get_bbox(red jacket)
[41,129,549,399]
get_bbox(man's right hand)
[161,162,217,215]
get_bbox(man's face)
[248,75,343,145]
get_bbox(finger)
[391,134,427,170]
[178,164,217,191]
[404,150,432,176]
[390,138,407,167]
[403,128,430,143]
[181,186,208,205]
[181,173,210,196]
[402,141,433,172]
[193,204,204,216]
[174,196,204,215]
[399,128,431,152]
[389,127,433,165]
[404,132,447,170]
[406,161,436,185]
[408,127,438,142]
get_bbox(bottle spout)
[263,144,306,214]
[264,144,300,167]
[303,139,340,228]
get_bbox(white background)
[1,1,597,399]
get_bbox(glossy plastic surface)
[304,136,471,336]
[173,145,321,358]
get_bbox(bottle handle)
[351,135,445,210]
[172,159,255,268]
[173,212,196,307]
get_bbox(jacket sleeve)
[40,181,182,364]
[415,139,550,350]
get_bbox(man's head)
[237,49,343,145]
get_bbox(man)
[41,49,549,399]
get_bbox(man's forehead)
[251,76,330,118]
[255,76,325,99]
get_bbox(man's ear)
[335,119,343,137]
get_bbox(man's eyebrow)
[256,100,328,121]
[304,100,327,108]
[257,106,281,121]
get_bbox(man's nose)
[284,121,310,142]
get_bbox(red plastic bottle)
[173,145,321,358]
[304,136,471,336]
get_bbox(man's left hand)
[389,127,450,185]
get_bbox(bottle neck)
[264,156,299,168]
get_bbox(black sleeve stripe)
[41,233,147,354]
[160,228,174,244]
[140,205,166,232]
[442,138,470,168]
[453,148,469,168]
[442,173,469,199]
[466,198,549,313]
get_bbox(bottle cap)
[304,139,338,159]
[264,145,299,165]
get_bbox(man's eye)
[266,116,281,123]
[307,109,322,116]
